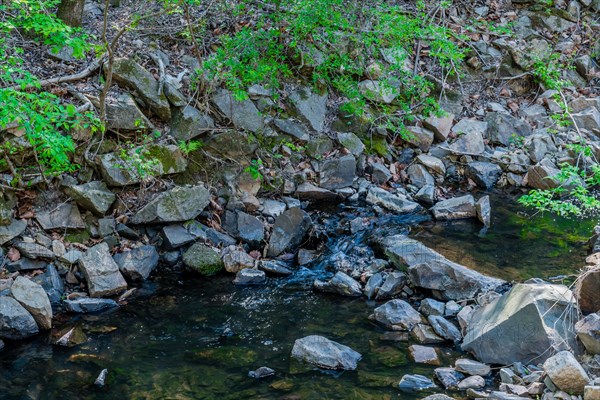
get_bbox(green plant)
[178,140,203,155]
[531,54,567,90]
[244,159,263,180]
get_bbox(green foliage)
[178,140,203,155]
[244,159,263,180]
[531,54,567,90]
[118,144,162,180]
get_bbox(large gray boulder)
[462,284,579,365]
[113,245,159,281]
[291,335,361,370]
[104,92,153,132]
[78,243,128,298]
[0,296,38,339]
[380,235,504,300]
[447,131,485,155]
[465,162,502,189]
[64,181,115,216]
[267,208,312,257]
[431,195,477,220]
[132,185,211,224]
[575,313,600,354]
[10,276,52,330]
[213,89,264,132]
[110,58,171,121]
[36,203,85,230]
[370,299,423,330]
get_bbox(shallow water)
[0,194,594,400]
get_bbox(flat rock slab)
[432,195,476,220]
[36,204,85,231]
[10,276,52,330]
[132,185,211,224]
[64,181,115,216]
[78,242,127,298]
[64,298,119,313]
[366,187,420,214]
[314,271,362,297]
[213,89,264,132]
[291,335,361,370]
[0,219,27,245]
[0,296,38,339]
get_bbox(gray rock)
[258,260,292,276]
[577,270,600,315]
[455,359,491,376]
[105,93,153,132]
[320,154,356,190]
[432,195,476,220]
[63,297,118,313]
[572,107,600,133]
[337,132,365,155]
[36,204,85,230]
[375,272,406,300]
[424,113,454,142]
[169,105,215,141]
[222,248,255,273]
[273,119,310,142]
[295,183,339,202]
[113,245,159,281]
[291,335,361,370]
[364,272,384,300]
[261,200,286,219]
[79,242,128,298]
[407,164,435,189]
[412,324,445,344]
[409,344,440,365]
[233,268,266,285]
[59,250,83,265]
[476,196,491,226]
[462,284,579,365]
[369,162,392,184]
[64,181,115,216]
[267,208,312,257]
[288,87,328,132]
[366,187,420,213]
[486,112,532,146]
[428,315,462,342]
[543,351,590,394]
[6,259,47,272]
[161,222,207,249]
[415,185,436,205]
[526,159,561,190]
[10,276,52,330]
[32,264,64,305]
[248,366,275,379]
[453,118,487,136]
[370,299,423,330]
[358,80,396,104]
[585,386,600,400]
[417,155,446,176]
[381,235,505,300]
[205,130,258,159]
[405,126,434,151]
[0,219,27,245]
[398,374,437,392]
[182,243,223,276]
[448,131,485,155]
[14,242,54,260]
[434,367,464,389]
[132,185,211,224]
[421,395,454,400]
[466,162,502,189]
[575,313,600,354]
[110,58,171,121]
[528,133,557,164]
[458,375,485,390]
[0,296,39,339]
[419,298,446,316]
[234,211,264,247]
[314,271,362,297]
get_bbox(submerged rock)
[291,335,361,370]
[248,366,275,379]
[398,374,437,392]
[0,296,39,339]
[314,271,362,297]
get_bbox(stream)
[0,193,594,400]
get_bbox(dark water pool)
[0,194,594,400]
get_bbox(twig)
[149,52,166,96]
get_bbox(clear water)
[0,194,594,400]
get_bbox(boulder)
[132,185,211,224]
[10,276,52,330]
[288,87,328,132]
[375,272,406,300]
[222,248,255,273]
[213,89,264,132]
[370,299,423,330]
[428,315,462,342]
[419,298,446,316]
[369,162,392,184]
[63,297,118,313]
[273,119,310,142]
[258,260,292,276]
[575,313,600,354]
[0,296,38,339]
[404,126,434,151]
[233,268,266,285]
[337,132,365,155]
[423,112,454,142]
[169,105,215,141]
[407,164,435,189]
[572,107,600,133]
[543,351,590,394]
[365,187,420,213]
[476,196,491,226]
[110,58,171,121]
[0,219,27,245]
[447,130,485,155]
[417,154,446,176]
[182,243,223,276]
[462,284,579,365]
[314,271,362,297]
[36,203,85,230]
[104,92,153,132]
[380,235,505,300]
[431,195,476,220]
[364,272,384,300]
[161,222,207,249]
[291,335,361,370]
[465,162,502,189]
[458,375,485,390]
[267,208,312,257]
[358,80,396,104]
[577,269,600,315]
[113,245,159,281]
[78,243,128,298]
[32,264,64,305]
[295,183,339,202]
[409,344,440,365]
[398,374,437,392]
[320,154,356,190]
[485,112,532,146]
[225,211,264,248]
[14,242,54,260]
[64,181,115,216]
[434,367,464,389]
[526,159,561,190]
[455,359,491,376]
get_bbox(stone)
[526,159,561,190]
[6,259,47,272]
[79,242,127,298]
[448,130,485,155]
[572,107,600,133]
[291,335,361,370]
[543,351,590,394]
[485,112,532,146]
[337,132,365,155]
[432,195,476,220]
[113,245,159,281]
[575,313,600,354]
[375,272,406,300]
[358,80,396,104]
[428,315,462,342]
[295,183,339,202]
[161,222,207,249]
[364,272,384,300]
[261,200,286,219]
[476,195,491,226]
[369,162,392,184]
[10,276,52,330]
[258,260,292,276]
[528,133,557,163]
[273,119,310,142]
[320,154,356,190]
[36,203,85,230]
[110,58,171,121]
[267,208,312,257]
[421,395,454,400]
[409,344,440,365]
[458,375,485,390]
[169,105,215,141]
[205,131,258,159]
[434,367,464,389]
[381,235,505,300]
[398,374,437,392]
[424,113,454,142]
[63,297,118,313]
[32,264,64,305]
[585,386,600,400]
[64,181,115,216]
[0,296,38,339]
[445,300,461,316]
[407,164,435,189]
[577,270,600,315]
[182,243,223,276]
[365,187,420,214]
[453,118,487,136]
[233,268,266,285]
[0,219,27,245]
[455,359,491,376]
[420,298,446,316]
[104,93,153,132]
[370,299,423,330]
[14,242,54,260]
[212,89,264,132]
[234,211,264,247]
[132,185,211,224]
[466,162,502,189]
[417,155,446,176]
[411,324,445,344]
[405,126,434,151]
[288,87,328,132]
[248,366,275,379]
[97,145,187,186]
[462,284,579,365]
[314,271,362,297]
[415,184,436,205]
[222,248,255,273]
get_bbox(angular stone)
[419,298,446,316]
[295,182,338,202]
[0,296,38,339]
[543,351,590,394]
[424,113,454,142]
[110,58,171,121]
[458,375,485,390]
[370,299,423,331]
[63,297,118,313]
[36,203,85,230]
[258,260,292,276]
[526,159,561,190]
[432,195,476,220]
[575,313,600,354]
[453,119,487,136]
[113,245,159,281]
[455,359,491,376]
[105,93,153,132]
[320,154,356,190]
[358,80,396,104]
[448,130,485,155]
[273,119,310,142]
[572,107,600,133]
[486,112,532,146]
[182,243,223,276]
[132,185,210,224]
[314,271,362,297]
[0,219,27,245]
[213,89,264,132]
[405,126,434,151]
[161,222,207,249]
[577,270,600,315]
[428,315,462,342]
[476,195,491,226]
[291,335,361,370]
[462,284,578,365]
[375,271,406,300]
[32,264,64,305]
[466,162,502,189]
[170,105,215,141]
[10,276,52,330]
[417,154,446,176]
[415,185,436,205]
[6,259,47,273]
[288,87,328,132]
[585,386,600,400]
[407,164,435,189]
[366,187,420,213]
[409,344,440,365]
[411,324,445,344]
[233,268,266,285]
[267,208,312,257]
[78,242,127,298]
[369,162,392,184]
[337,132,365,155]
[64,181,115,216]
[398,374,437,392]
[364,272,384,300]
[434,367,464,389]
[14,242,54,260]
[222,248,255,273]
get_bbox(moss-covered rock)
[182,243,223,276]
